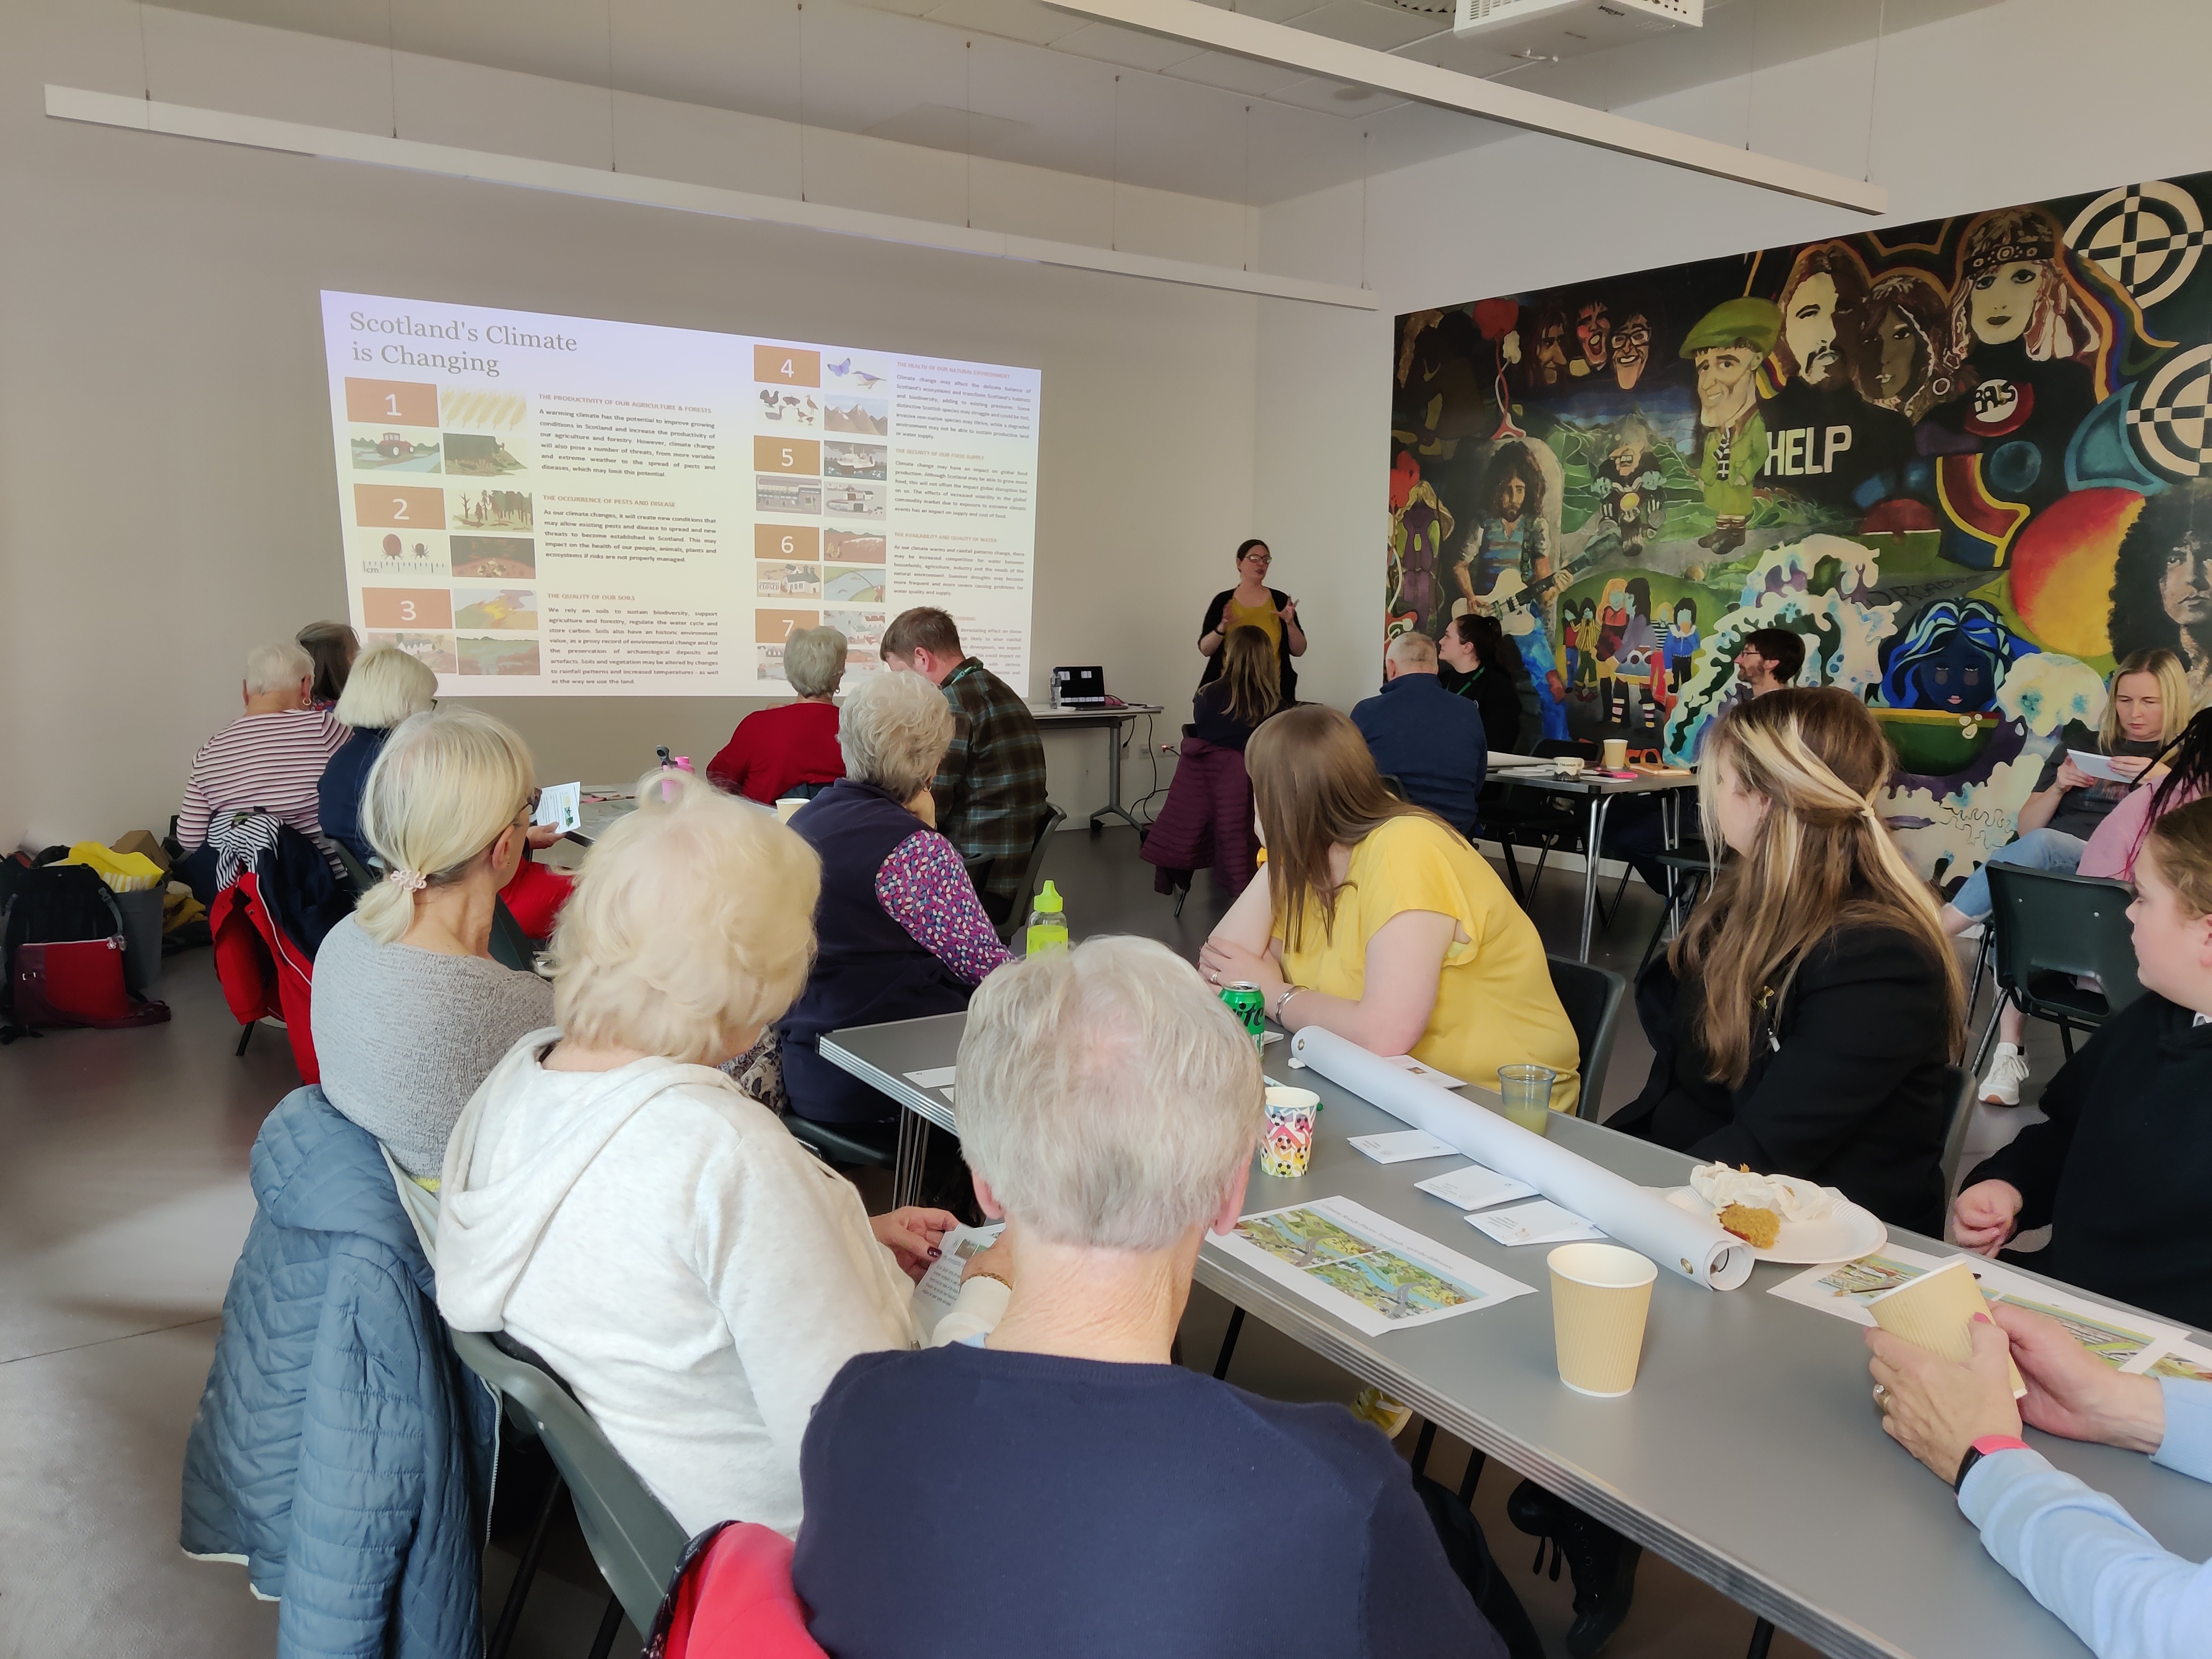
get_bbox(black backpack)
[0,860,135,1041]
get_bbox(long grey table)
[1486,757,1695,959]
[821,1009,2211,1659]
[1026,702,1165,832]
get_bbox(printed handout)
[1415,1164,1540,1212]
[1349,1130,1460,1165]
[533,781,582,834]
[911,1222,1005,1341]
[1206,1195,1533,1338]
[1466,1199,1606,1246]
[904,1066,956,1091]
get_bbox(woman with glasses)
[310,708,559,1190]
[1197,537,1307,704]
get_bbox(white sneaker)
[1980,1043,2029,1106]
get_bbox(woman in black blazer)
[1197,539,1306,703]
[1515,686,1964,1657]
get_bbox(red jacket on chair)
[644,1521,826,1659]
[210,871,321,1081]
[1139,734,1260,897]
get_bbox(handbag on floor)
[1,860,171,1041]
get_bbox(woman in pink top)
[2080,708,2212,882]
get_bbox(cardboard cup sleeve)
[1549,1243,1658,1397]
[1865,1257,2027,1397]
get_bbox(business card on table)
[904,1066,956,1092]
[1466,1199,1606,1246]
[1416,1164,1538,1212]
[1348,1130,1460,1165]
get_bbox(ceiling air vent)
[1454,0,1702,36]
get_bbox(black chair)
[1936,1064,1976,1200]
[784,1111,896,1172]
[1973,864,2145,1073]
[1634,840,1714,977]
[487,897,539,974]
[1484,739,1601,909]
[967,805,1069,945]
[1546,954,1626,1120]
[331,842,378,899]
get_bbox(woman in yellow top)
[1198,539,1307,704]
[1199,704,1581,1112]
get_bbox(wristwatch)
[1954,1433,2028,1491]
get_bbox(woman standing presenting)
[1198,539,1307,704]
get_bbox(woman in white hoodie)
[436,769,1009,1538]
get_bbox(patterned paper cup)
[1260,1086,1320,1178]
[1549,1243,1658,1397]
[1865,1257,2027,1396]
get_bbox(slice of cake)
[1716,1203,1781,1250]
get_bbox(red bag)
[13,936,171,1030]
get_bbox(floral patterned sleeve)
[875,829,1014,985]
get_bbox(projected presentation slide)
[320,291,1041,696]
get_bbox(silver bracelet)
[1273,985,1307,1022]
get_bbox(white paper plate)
[1656,1187,1887,1265]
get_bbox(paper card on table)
[910,1222,1004,1341]
[1415,1164,1539,1212]
[1466,1199,1606,1246]
[1349,1130,1460,1165]
[2135,1340,2212,1384]
[1203,1194,1534,1338]
[904,1066,957,1091]
[1771,1246,2185,1365]
[1385,1055,1468,1090]
[534,781,582,833]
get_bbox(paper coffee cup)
[1602,738,1628,769]
[1261,1086,1319,1178]
[1549,1243,1657,1397]
[1553,757,1585,778]
[1865,1257,2027,1396]
[774,797,807,822]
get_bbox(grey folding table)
[1025,702,1165,832]
[1487,757,1697,959]
[820,1008,2211,1659]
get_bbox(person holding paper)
[791,937,1531,1659]
[1199,704,1580,1112]
[435,769,1006,1538]
[1949,799,2212,1332]
[706,624,848,804]
[1941,649,2189,1106]
[1865,1302,2212,1659]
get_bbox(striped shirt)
[177,707,349,851]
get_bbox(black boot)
[1506,1479,1642,1659]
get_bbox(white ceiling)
[145,0,2002,204]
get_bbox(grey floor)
[0,827,2051,1658]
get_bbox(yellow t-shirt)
[1278,815,1582,1112]
[1223,594,1282,648]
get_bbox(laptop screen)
[1052,666,1107,703]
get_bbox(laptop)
[1051,666,1109,706]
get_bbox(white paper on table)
[1416,1164,1540,1211]
[1348,1130,1460,1165]
[1288,1027,1752,1290]
[2134,1339,2212,1383]
[2067,749,2138,784]
[904,1066,956,1091]
[534,781,582,833]
[1771,1246,2187,1366]
[1386,1056,1468,1089]
[1203,1193,1535,1338]
[1467,1199,1606,1246]
[910,1222,1004,1340]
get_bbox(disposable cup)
[1865,1257,2027,1396]
[1498,1064,1558,1136]
[1602,738,1629,769]
[774,797,807,823]
[1553,757,1585,779]
[1549,1243,1657,1397]
[1261,1086,1319,1177]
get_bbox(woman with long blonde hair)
[1614,686,1963,1229]
[1943,647,2189,1105]
[1199,704,1579,1108]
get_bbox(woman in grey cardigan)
[310,707,555,1185]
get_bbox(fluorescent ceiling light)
[1045,0,1887,215]
[43,84,1379,310]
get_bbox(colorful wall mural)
[1390,173,2212,885]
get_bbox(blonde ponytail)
[355,709,535,944]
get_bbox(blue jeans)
[1950,827,2087,920]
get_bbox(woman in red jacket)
[708,625,849,804]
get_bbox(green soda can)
[1219,980,1266,1046]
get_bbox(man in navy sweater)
[1352,632,1490,834]
[791,938,1530,1659]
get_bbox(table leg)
[1744,1617,1776,1659]
[893,1107,932,1209]
[1090,715,1140,833]
[1578,795,1614,961]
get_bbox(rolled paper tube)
[1288,1027,1753,1289]
[1865,1258,2028,1397]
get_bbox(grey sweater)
[311,915,556,1177]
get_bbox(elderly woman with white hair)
[707,624,849,804]
[175,639,351,902]
[779,667,1013,1128]
[435,770,1006,1538]
[791,937,1517,1659]
[311,707,556,1187]
[317,644,439,871]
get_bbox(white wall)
[0,0,1265,849]
[1252,0,2212,705]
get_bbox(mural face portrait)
[1534,314,1568,383]
[1694,345,1759,426]
[1496,475,1527,520]
[1610,314,1651,388]
[2161,526,2212,632]
[1575,299,1610,372]
[1869,303,1925,405]
[1969,260,2044,345]
[1783,272,1845,387]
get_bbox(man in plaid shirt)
[881,608,1048,921]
